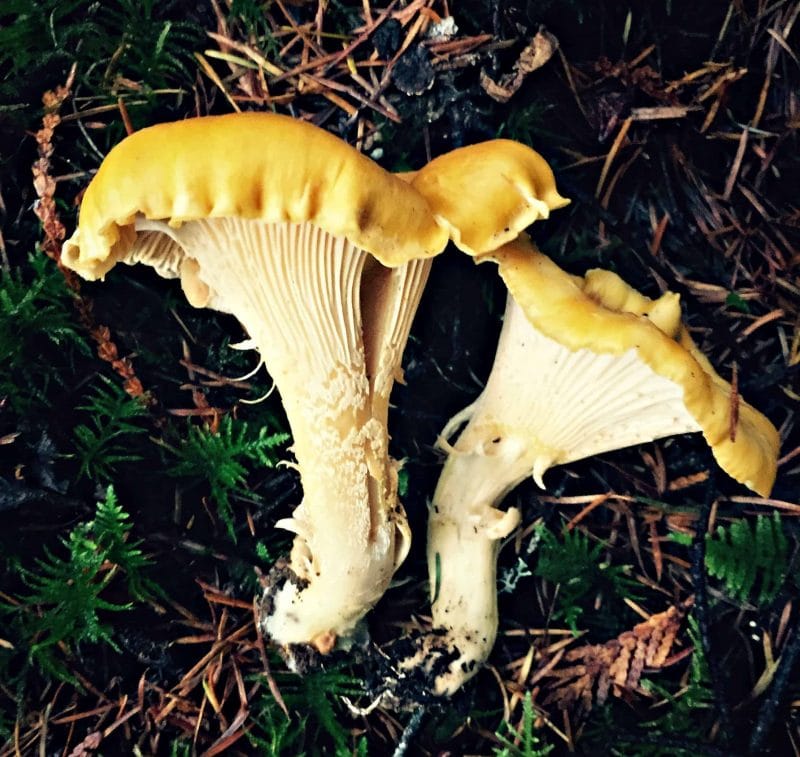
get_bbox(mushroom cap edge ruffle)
[62,111,451,279]
[479,235,779,497]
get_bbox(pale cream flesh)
[134,216,424,651]
[399,294,701,696]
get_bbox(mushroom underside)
[392,293,707,697]
[129,216,428,650]
[444,295,702,488]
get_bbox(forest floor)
[1,1,799,755]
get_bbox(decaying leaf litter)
[1,0,799,754]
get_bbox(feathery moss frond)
[0,487,156,682]
[166,416,288,540]
[533,523,640,632]
[72,377,149,482]
[494,692,554,756]
[706,512,788,606]
[248,662,364,755]
[0,254,86,413]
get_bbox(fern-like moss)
[706,512,788,606]
[494,692,554,757]
[0,0,202,126]
[0,254,86,414]
[248,661,365,756]
[71,377,150,482]
[166,416,288,540]
[0,487,157,683]
[533,523,640,632]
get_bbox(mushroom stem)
[406,450,522,696]
[139,217,418,649]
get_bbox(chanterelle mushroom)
[409,137,570,255]
[395,234,780,697]
[61,112,451,655]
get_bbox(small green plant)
[228,0,282,51]
[248,702,303,756]
[255,540,274,563]
[96,0,201,93]
[674,614,715,720]
[0,254,85,412]
[72,377,150,482]
[494,692,554,757]
[167,739,193,757]
[725,291,752,313]
[500,101,564,148]
[166,415,288,539]
[89,486,162,602]
[248,664,365,755]
[0,0,102,80]
[397,467,410,498]
[705,512,788,605]
[534,523,638,632]
[0,487,156,682]
[0,0,201,105]
[631,615,715,755]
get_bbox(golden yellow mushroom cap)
[62,112,450,279]
[411,139,570,255]
[481,235,780,497]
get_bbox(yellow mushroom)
[410,138,570,255]
[62,117,576,662]
[483,235,779,496]
[62,112,450,656]
[398,233,780,697]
